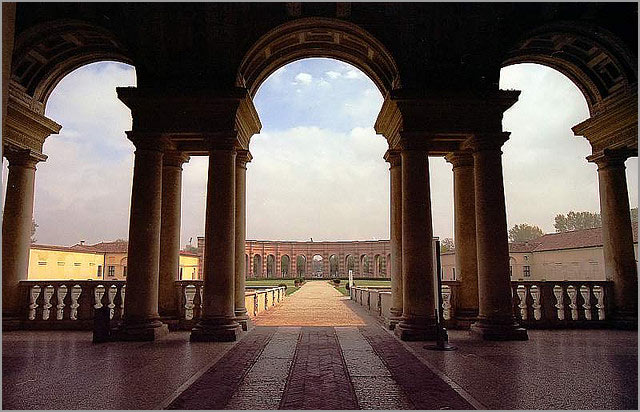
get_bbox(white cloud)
[345,69,363,79]
[293,72,312,84]
[326,71,341,79]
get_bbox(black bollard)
[93,306,111,343]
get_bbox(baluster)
[111,284,123,321]
[441,285,452,320]
[253,294,258,316]
[120,285,126,317]
[197,285,204,319]
[593,285,606,320]
[107,285,117,319]
[516,285,528,320]
[567,285,578,321]
[42,285,55,320]
[56,285,68,320]
[28,285,42,321]
[530,285,541,321]
[184,285,196,320]
[580,285,592,321]
[93,284,105,310]
[70,284,82,320]
[553,285,565,321]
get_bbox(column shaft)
[118,137,168,340]
[191,147,241,341]
[2,150,41,320]
[158,152,189,319]
[385,150,403,328]
[470,134,527,340]
[395,148,438,341]
[446,151,479,327]
[235,150,252,330]
[594,153,637,325]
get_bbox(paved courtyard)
[2,281,637,410]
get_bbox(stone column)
[158,151,189,320]
[235,150,252,330]
[2,148,45,321]
[394,146,438,341]
[468,133,527,340]
[191,145,241,342]
[117,134,169,341]
[384,149,402,329]
[590,149,637,327]
[445,151,479,328]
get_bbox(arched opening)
[374,254,382,278]
[329,254,338,277]
[245,254,249,278]
[345,254,355,275]
[312,255,324,278]
[266,254,276,278]
[281,255,290,278]
[386,253,391,277]
[296,255,306,277]
[360,254,370,277]
[253,254,263,278]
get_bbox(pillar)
[384,149,402,329]
[2,148,45,321]
[116,134,169,341]
[394,146,438,341]
[590,149,637,327]
[468,133,527,340]
[158,151,189,320]
[235,150,252,330]
[191,145,241,342]
[445,151,479,328]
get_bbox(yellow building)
[28,240,200,281]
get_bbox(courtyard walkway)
[2,280,637,410]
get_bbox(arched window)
[253,254,263,277]
[281,255,290,278]
[296,255,306,277]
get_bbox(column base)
[159,315,181,331]
[451,308,479,330]
[470,319,528,341]
[387,308,403,330]
[2,316,22,331]
[235,309,252,331]
[190,317,242,342]
[394,316,438,341]
[611,311,638,330]
[113,320,169,341]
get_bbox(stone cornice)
[163,150,190,168]
[383,149,401,168]
[236,149,253,167]
[460,132,510,153]
[444,150,474,168]
[4,92,61,155]
[126,131,175,152]
[587,147,637,169]
[116,87,262,153]
[3,145,47,167]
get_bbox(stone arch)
[245,254,249,279]
[266,254,276,278]
[386,253,391,277]
[374,254,382,277]
[253,254,263,277]
[281,255,290,278]
[509,256,517,278]
[329,254,339,278]
[237,17,401,98]
[296,255,306,277]
[502,22,637,115]
[345,254,355,274]
[360,254,370,276]
[11,19,133,110]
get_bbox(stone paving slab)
[166,327,277,410]
[279,326,359,410]
[359,326,475,410]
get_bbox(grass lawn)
[350,279,391,288]
[246,279,300,295]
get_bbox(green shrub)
[332,278,341,285]
[278,283,287,290]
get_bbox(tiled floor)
[2,281,637,410]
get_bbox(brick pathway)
[253,281,366,326]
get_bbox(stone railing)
[18,280,126,330]
[351,280,613,329]
[18,280,285,331]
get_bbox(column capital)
[126,132,174,152]
[462,132,510,153]
[383,149,401,168]
[163,150,190,168]
[587,148,637,170]
[3,146,47,168]
[236,149,253,168]
[445,150,474,168]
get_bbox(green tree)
[508,223,544,242]
[631,207,638,224]
[183,244,199,254]
[554,211,601,232]
[440,238,455,253]
[30,219,38,243]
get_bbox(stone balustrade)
[18,280,285,331]
[350,280,613,329]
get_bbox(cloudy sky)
[2,59,637,247]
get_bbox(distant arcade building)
[197,237,390,279]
